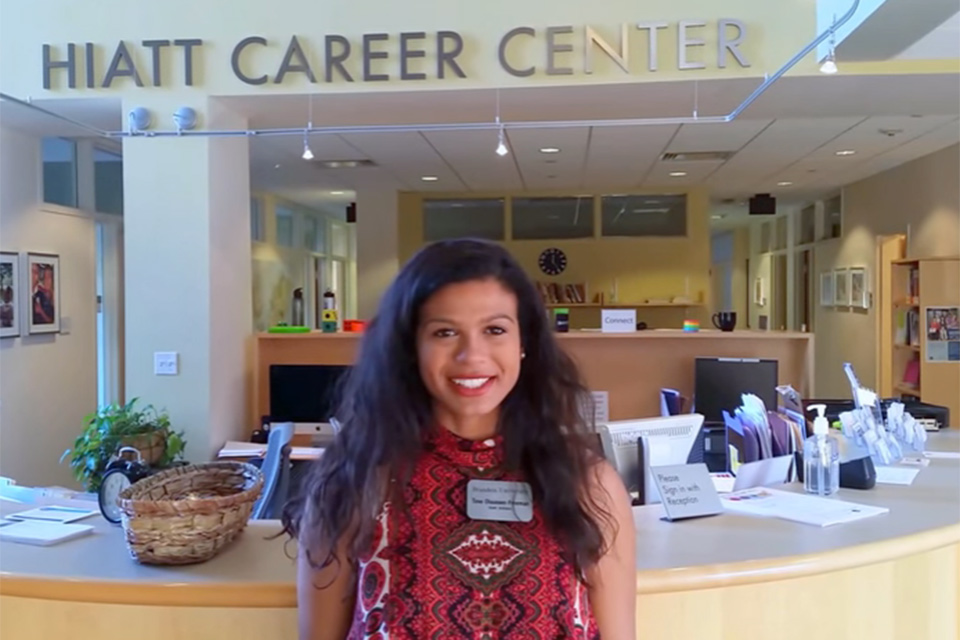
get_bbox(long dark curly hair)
[281,238,610,583]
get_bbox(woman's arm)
[585,461,637,640]
[297,538,357,640]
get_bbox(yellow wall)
[814,144,960,396]
[399,187,711,328]
[4,0,820,100]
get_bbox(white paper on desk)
[290,446,324,458]
[874,466,920,485]
[0,519,94,546]
[721,488,889,527]
[925,451,960,460]
[7,505,98,524]
[218,441,267,457]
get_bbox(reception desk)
[256,329,814,429]
[2,433,957,640]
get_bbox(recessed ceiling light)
[835,150,856,156]
[711,215,724,220]
[669,171,687,177]
[421,176,438,182]
[777,181,793,186]
[540,147,561,154]
[330,191,345,195]
[274,163,281,169]
[317,159,375,168]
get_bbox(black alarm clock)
[98,447,152,524]
[538,247,567,276]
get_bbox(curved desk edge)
[0,574,296,608]
[636,522,960,594]
[4,524,957,606]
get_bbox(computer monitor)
[597,414,705,505]
[268,364,351,437]
[694,357,779,424]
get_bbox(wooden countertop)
[2,433,956,608]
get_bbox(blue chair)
[251,422,295,520]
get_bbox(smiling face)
[416,278,523,439]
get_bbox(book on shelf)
[894,308,921,347]
[902,359,920,388]
[538,282,586,305]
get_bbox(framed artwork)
[833,268,850,307]
[26,252,60,334]
[849,267,869,309]
[819,271,834,307]
[0,252,20,338]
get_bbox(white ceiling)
[2,73,958,222]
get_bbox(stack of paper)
[721,487,889,527]
[218,441,268,458]
[0,519,94,546]
[7,505,99,524]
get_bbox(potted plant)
[61,398,187,492]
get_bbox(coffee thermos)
[292,288,305,326]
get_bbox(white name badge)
[466,480,534,523]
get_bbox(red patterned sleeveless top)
[347,426,600,639]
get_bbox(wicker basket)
[117,461,263,565]
[120,431,166,465]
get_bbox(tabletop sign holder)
[651,463,724,522]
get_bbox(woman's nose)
[455,333,488,362]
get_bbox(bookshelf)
[886,253,960,423]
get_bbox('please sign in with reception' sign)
[601,309,636,333]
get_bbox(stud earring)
[521,351,526,359]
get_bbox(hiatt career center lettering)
[41,20,750,89]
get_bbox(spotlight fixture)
[172,106,198,131]
[819,52,838,75]
[820,13,839,74]
[669,171,687,177]
[496,133,509,157]
[302,130,314,161]
[421,176,438,182]
[127,106,153,132]
[835,149,856,156]
[539,147,561,154]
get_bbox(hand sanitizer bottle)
[804,404,840,496]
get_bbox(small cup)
[712,311,737,332]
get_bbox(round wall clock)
[538,247,567,276]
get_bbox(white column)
[122,97,252,464]
[355,187,399,319]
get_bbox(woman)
[283,238,636,639]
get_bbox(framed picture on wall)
[0,251,20,338]
[819,271,834,307]
[26,252,60,334]
[834,268,850,307]
[849,267,869,309]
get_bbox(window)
[250,198,265,242]
[798,204,815,245]
[513,197,593,240]
[304,216,324,253]
[600,194,685,237]
[275,206,295,247]
[42,137,78,208]
[822,195,842,240]
[423,199,505,241]
[330,222,349,257]
[93,148,123,215]
[774,216,787,251]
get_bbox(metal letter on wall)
[678,21,707,70]
[498,27,536,77]
[636,22,667,72]
[718,19,750,68]
[584,24,629,74]
[546,26,574,75]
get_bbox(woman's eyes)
[432,326,507,338]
